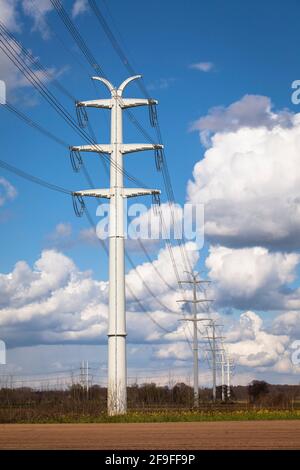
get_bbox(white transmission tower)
[73,75,162,415]
[177,271,213,407]
[204,319,224,402]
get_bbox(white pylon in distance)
[72,76,162,415]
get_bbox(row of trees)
[0,380,299,408]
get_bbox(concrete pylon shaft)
[192,279,199,408]
[212,322,217,402]
[227,356,231,400]
[72,75,162,416]
[221,352,225,402]
[107,86,126,415]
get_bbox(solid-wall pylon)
[72,76,162,415]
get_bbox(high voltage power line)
[0,17,183,302]
[84,0,196,347]
[51,0,196,347]
[0,144,171,335]
[0,19,186,322]
[0,157,72,195]
[1,5,225,392]
[1,106,174,333]
[45,0,193,285]
[69,72,167,413]
[87,0,193,275]
[29,0,194,322]
[0,17,183,288]
[0,21,146,188]
[0,143,172,334]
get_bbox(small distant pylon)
[177,271,213,407]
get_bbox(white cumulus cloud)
[188,101,300,250]
[205,245,299,310]
[272,311,300,338]
[0,243,199,347]
[190,95,292,146]
[226,311,289,369]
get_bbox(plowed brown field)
[0,420,299,450]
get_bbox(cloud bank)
[188,97,300,250]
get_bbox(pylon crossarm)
[122,143,163,155]
[121,98,158,109]
[73,189,111,199]
[76,99,112,109]
[70,144,112,154]
[73,188,160,199]
[122,188,160,198]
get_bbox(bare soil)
[0,420,299,450]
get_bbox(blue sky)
[1,0,300,387]
[1,0,300,275]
